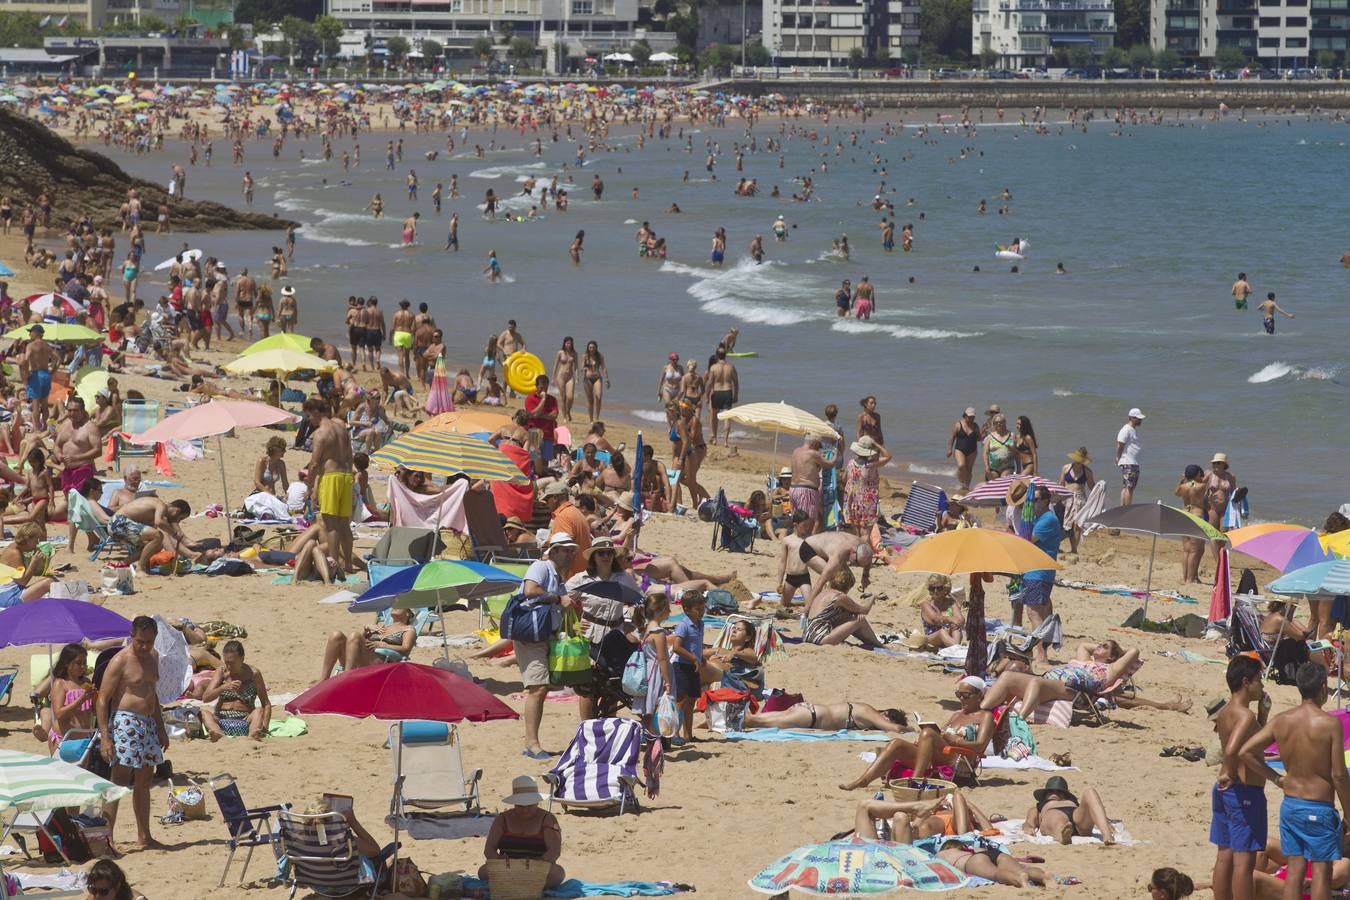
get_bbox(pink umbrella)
[1230,528,1332,573]
[424,356,454,415]
[1209,544,1231,623]
[130,400,299,536]
[24,292,84,318]
[958,474,1074,506]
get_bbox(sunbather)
[47,642,96,753]
[919,574,965,649]
[318,607,417,682]
[1025,775,1116,845]
[701,620,762,692]
[480,775,566,889]
[200,640,271,741]
[840,676,996,790]
[851,790,994,842]
[629,553,737,597]
[922,834,1050,888]
[1252,836,1350,899]
[744,701,907,732]
[980,640,1152,714]
[0,522,54,604]
[801,568,882,647]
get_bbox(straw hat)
[1066,447,1091,465]
[501,775,544,806]
[778,466,792,479]
[616,491,636,513]
[541,480,570,498]
[850,435,879,458]
[280,284,296,296]
[544,533,577,551]
[502,516,529,533]
[1212,452,1229,465]
[1033,776,1078,805]
[583,536,626,560]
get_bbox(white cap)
[1128,407,1146,420]
[545,532,578,551]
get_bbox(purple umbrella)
[0,598,132,648]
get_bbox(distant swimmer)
[1341,249,1350,267]
[772,216,787,242]
[852,276,876,320]
[401,212,418,246]
[1256,292,1294,335]
[484,249,502,283]
[749,235,765,265]
[1231,272,1252,310]
[1056,262,1067,275]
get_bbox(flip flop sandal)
[1159,745,1183,757]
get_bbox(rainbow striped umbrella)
[424,356,454,415]
[370,430,527,483]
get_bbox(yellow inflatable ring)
[505,351,546,394]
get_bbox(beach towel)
[855,751,1074,771]
[721,728,893,743]
[990,818,1142,846]
[266,716,307,738]
[384,814,493,841]
[460,877,686,897]
[387,476,469,533]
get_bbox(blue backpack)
[499,594,558,643]
[621,649,649,698]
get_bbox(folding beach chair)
[464,490,511,561]
[896,482,946,533]
[210,773,290,887]
[0,666,16,708]
[710,489,756,553]
[66,488,129,562]
[388,722,482,820]
[1229,595,1307,684]
[276,810,396,900]
[544,717,643,815]
[113,398,161,471]
[479,556,532,629]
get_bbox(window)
[1286,34,1307,43]
[1171,14,1200,26]
[1259,15,1280,23]
[830,34,861,49]
[1285,15,1307,23]
[571,0,592,13]
[1259,34,1281,43]
[782,13,796,26]
[830,13,863,27]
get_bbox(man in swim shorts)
[1115,408,1144,505]
[1212,654,1271,900]
[304,397,356,574]
[1256,291,1294,336]
[20,324,52,431]
[705,348,739,447]
[1231,661,1350,900]
[390,299,416,378]
[96,616,168,851]
[789,436,834,534]
[1231,272,1252,310]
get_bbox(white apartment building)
[1149,0,1341,65]
[972,0,1116,67]
[0,0,191,28]
[326,0,658,67]
[763,0,910,64]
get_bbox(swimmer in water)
[1256,291,1294,335]
[484,249,502,283]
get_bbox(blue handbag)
[500,593,558,643]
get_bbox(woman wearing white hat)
[480,775,565,888]
[842,435,891,537]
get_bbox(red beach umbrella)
[285,661,517,723]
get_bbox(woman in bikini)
[658,352,682,429]
[919,574,966,649]
[581,340,610,423]
[675,402,710,508]
[318,607,416,681]
[856,395,884,445]
[1025,775,1116,845]
[551,336,578,423]
[1174,464,1207,584]
[801,568,882,647]
[744,700,907,732]
[678,358,704,421]
[252,436,289,496]
[1013,415,1038,475]
[201,640,272,741]
[840,676,995,791]
[1060,448,1095,555]
[946,408,980,492]
[48,643,96,756]
[978,640,1192,715]
[254,285,275,338]
[475,334,498,389]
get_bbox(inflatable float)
[726,351,758,358]
[504,351,546,394]
[995,238,1028,260]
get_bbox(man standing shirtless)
[234,268,257,338]
[706,348,739,447]
[305,398,355,574]
[1212,655,1271,900]
[497,319,526,398]
[799,530,875,603]
[96,616,168,852]
[56,396,101,497]
[1231,272,1252,311]
[19,325,52,432]
[390,300,415,379]
[1232,661,1350,900]
[789,436,835,535]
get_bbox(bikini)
[215,675,257,737]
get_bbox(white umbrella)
[603,52,635,62]
[0,749,130,814]
[153,248,203,272]
[153,614,192,706]
[650,52,679,62]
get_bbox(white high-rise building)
[762,0,916,64]
[1149,0,1338,66]
[972,0,1116,67]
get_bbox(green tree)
[978,47,999,69]
[919,0,972,62]
[472,35,494,59]
[421,38,443,61]
[1128,43,1153,69]
[314,14,343,61]
[1067,45,1092,67]
[1051,46,1071,66]
[1316,49,1338,69]
[1214,45,1246,71]
[699,42,732,69]
[1154,48,1180,69]
[509,36,535,65]
[671,8,699,50]
[875,46,890,64]
[1113,0,1146,49]
[1101,45,1127,67]
[174,15,198,30]
[234,0,322,23]
[0,12,44,47]
[746,41,770,66]
[848,46,865,68]
[386,35,411,64]
[279,14,309,64]
[222,23,250,49]
[140,14,168,32]
[630,39,651,65]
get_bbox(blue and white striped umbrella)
[1268,560,1350,596]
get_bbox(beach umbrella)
[370,430,528,484]
[239,333,316,355]
[1085,502,1227,620]
[223,349,335,376]
[748,835,968,895]
[1268,560,1350,596]
[0,262,14,277]
[23,292,84,318]
[0,749,130,815]
[1228,523,1305,545]
[891,528,1059,577]
[717,401,836,472]
[414,410,512,435]
[1231,528,1332,573]
[74,369,110,409]
[423,356,454,415]
[1321,531,1350,558]
[285,662,516,878]
[152,248,203,272]
[958,474,1074,506]
[0,598,131,648]
[3,323,100,344]
[152,614,192,706]
[129,399,299,537]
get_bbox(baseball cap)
[1128,407,1146,419]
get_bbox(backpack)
[500,593,558,644]
[621,648,649,698]
[36,808,91,863]
[705,589,738,616]
[998,708,1038,761]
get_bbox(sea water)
[103,113,1350,521]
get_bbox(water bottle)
[873,791,891,840]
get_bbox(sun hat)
[963,407,976,417]
[615,492,636,513]
[502,775,544,806]
[1067,447,1091,465]
[502,516,529,532]
[1212,452,1229,465]
[1033,776,1077,805]
[542,480,570,498]
[280,284,296,296]
[778,466,793,479]
[1128,407,1146,420]
[544,532,578,551]
[1205,696,1226,720]
[583,536,625,560]
[850,435,878,458]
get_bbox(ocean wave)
[630,409,670,424]
[623,219,638,225]
[659,261,708,278]
[469,162,548,180]
[830,319,979,341]
[909,463,957,477]
[1248,362,1296,383]
[697,297,816,326]
[274,195,310,213]
[1052,388,1075,397]
[302,226,375,246]
[310,207,377,225]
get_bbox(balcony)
[1216,0,1256,11]
[1165,0,1199,8]
[998,1,1112,10]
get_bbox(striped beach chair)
[897,481,946,533]
[276,810,395,899]
[544,718,642,815]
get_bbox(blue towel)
[461,877,681,897]
[721,728,892,742]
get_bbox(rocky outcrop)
[0,109,290,232]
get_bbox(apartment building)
[762,0,914,64]
[972,0,1116,67]
[1150,0,1345,65]
[0,0,214,28]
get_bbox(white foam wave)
[1248,362,1296,383]
[301,224,375,246]
[311,207,378,225]
[698,297,815,326]
[469,162,548,179]
[630,409,670,423]
[623,218,638,225]
[274,195,310,213]
[909,463,957,477]
[659,261,708,278]
[1052,388,1075,397]
[830,319,978,341]
[1301,365,1342,381]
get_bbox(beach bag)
[37,808,90,863]
[705,589,738,615]
[999,709,1037,761]
[499,593,557,644]
[395,858,427,897]
[621,648,649,698]
[703,688,750,733]
[164,785,206,823]
[656,694,680,737]
[548,611,592,687]
[100,564,134,596]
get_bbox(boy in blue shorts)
[668,591,706,747]
[1213,654,1271,900]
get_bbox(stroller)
[590,630,636,719]
[709,489,757,553]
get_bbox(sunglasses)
[954,689,978,698]
[88,886,113,898]
[593,549,615,556]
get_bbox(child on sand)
[668,590,705,746]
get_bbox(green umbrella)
[4,323,101,344]
[0,749,129,814]
[1086,501,1228,621]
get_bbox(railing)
[999,1,1112,8]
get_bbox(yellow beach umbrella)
[716,401,835,438]
[74,369,110,408]
[891,528,1060,577]
[370,430,527,483]
[223,348,334,375]
[1322,531,1350,558]
[414,410,513,434]
[239,333,315,355]
[113,94,133,105]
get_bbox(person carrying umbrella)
[96,615,169,852]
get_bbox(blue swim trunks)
[1280,795,1341,862]
[25,369,50,401]
[1210,782,1268,853]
